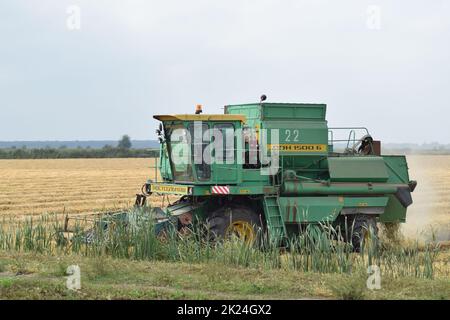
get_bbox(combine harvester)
[65,96,417,250]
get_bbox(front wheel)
[207,206,264,245]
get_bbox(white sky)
[0,0,449,143]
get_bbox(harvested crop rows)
[0,158,161,220]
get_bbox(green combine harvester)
[64,96,417,250]
[136,96,417,250]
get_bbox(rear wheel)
[345,215,379,252]
[207,206,264,245]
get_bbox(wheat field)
[0,156,449,238]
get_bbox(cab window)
[213,123,235,164]
[167,124,193,182]
[189,122,211,181]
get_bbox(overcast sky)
[0,0,449,143]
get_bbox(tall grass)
[0,212,444,279]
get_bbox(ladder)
[263,195,288,245]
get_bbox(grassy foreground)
[1,250,449,300]
[1,213,449,300]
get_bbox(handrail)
[327,127,370,151]
[347,129,356,149]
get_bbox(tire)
[345,215,379,252]
[207,206,264,245]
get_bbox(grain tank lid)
[153,114,246,122]
[225,103,327,121]
[328,156,389,182]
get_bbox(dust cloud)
[402,155,450,241]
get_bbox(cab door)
[211,123,238,184]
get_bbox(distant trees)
[0,147,159,159]
[0,134,160,159]
[118,135,132,149]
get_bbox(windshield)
[167,124,194,182]
[165,122,211,182]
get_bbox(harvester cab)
[152,113,246,186]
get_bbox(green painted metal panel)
[328,156,389,182]
[383,155,410,184]
[279,196,390,223]
[242,169,270,183]
[261,103,326,120]
[263,121,329,156]
[343,197,389,208]
[379,156,410,222]
[281,181,398,195]
[225,104,261,128]
[278,197,343,223]
[379,195,407,223]
[264,121,328,143]
[192,185,214,196]
[225,103,326,120]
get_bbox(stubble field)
[0,158,160,221]
[0,155,449,238]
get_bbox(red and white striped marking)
[211,186,230,194]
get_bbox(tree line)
[0,135,159,159]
